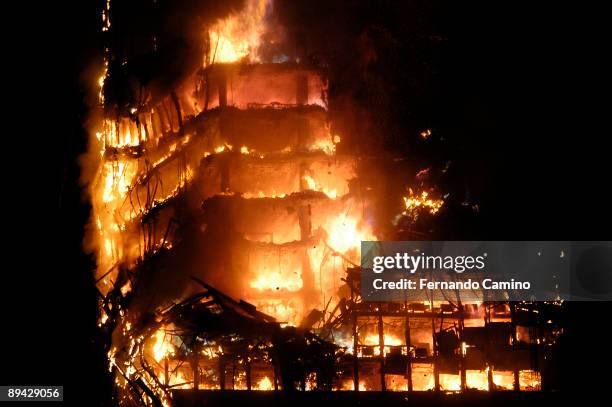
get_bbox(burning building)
[82,1,564,406]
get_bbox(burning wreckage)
[85,1,564,405]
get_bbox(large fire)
[250,268,303,292]
[325,213,374,255]
[208,0,273,63]
[363,333,403,357]
[152,329,174,362]
[86,1,550,405]
[255,376,274,391]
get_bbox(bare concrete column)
[219,356,226,390]
[405,310,413,392]
[431,298,440,392]
[353,312,359,392]
[296,75,308,105]
[218,73,227,107]
[192,353,200,390]
[378,312,386,391]
[246,355,252,390]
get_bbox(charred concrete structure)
[84,1,564,406]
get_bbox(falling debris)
[403,189,445,218]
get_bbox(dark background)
[2,0,610,404]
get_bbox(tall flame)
[152,329,174,362]
[208,0,273,63]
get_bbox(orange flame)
[255,376,274,390]
[208,0,272,63]
[152,329,174,362]
[303,175,338,199]
[363,333,403,356]
[403,189,444,215]
[250,268,303,292]
[325,214,375,255]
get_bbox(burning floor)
[84,1,565,406]
[104,277,558,405]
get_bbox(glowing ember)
[120,280,132,296]
[519,370,541,391]
[403,188,444,216]
[420,129,432,139]
[305,373,317,390]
